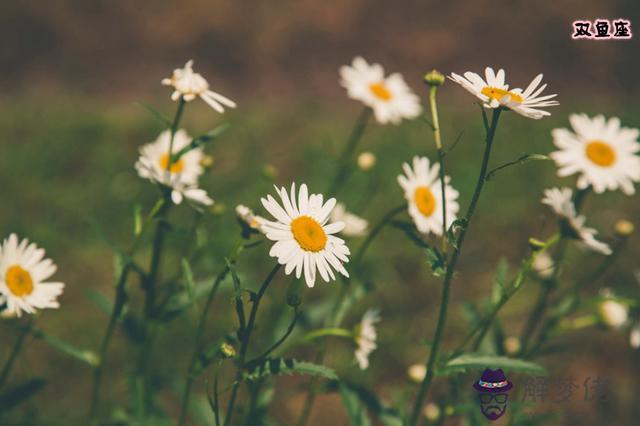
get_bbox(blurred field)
[0,92,639,424]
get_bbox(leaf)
[134,101,172,127]
[133,203,143,236]
[339,384,372,426]
[442,353,546,375]
[486,153,550,181]
[29,328,99,367]
[181,259,196,308]
[242,358,337,382]
[84,289,114,316]
[0,378,46,411]
[492,257,509,304]
[391,220,430,249]
[331,382,403,426]
[425,247,446,277]
[173,123,230,160]
[446,218,468,250]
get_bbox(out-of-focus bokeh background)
[1,1,639,425]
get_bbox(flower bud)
[221,342,236,358]
[532,252,554,280]
[614,219,634,237]
[262,164,278,180]
[357,151,376,171]
[504,336,521,355]
[200,154,215,168]
[423,402,441,422]
[599,300,628,329]
[424,70,445,87]
[408,364,427,383]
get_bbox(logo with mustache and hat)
[473,368,513,421]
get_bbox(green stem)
[223,264,282,426]
[167,98,186,168]
[87,198,165,425]
[327,107,372,197]
[178,240,245,426]
[408,108,502,426]
[295,203,404,426]
[0,317,33,390]
[428,86,448,250]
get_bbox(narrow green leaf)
[134,101,172,127]
[492,257,509,304]
[0,378,46,411]
[133,203,143,236]
[181,259,196,308]
[339,384,372,426]
[29,328,99,367]
[84,289,114,316]
[446,218,468,250]
[486,153,550,181]
[425,247,446,277]
[172,123,230,160]
[391,220,430,249]
[242,358,337,382]
[443,353,547,375]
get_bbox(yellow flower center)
[159,153,185,173]
[481,86,523,104]
[369,82,392,101]
[414,186,436,217]
[290,216,327,252]
[5,265,34,297]
[585,140,616,167]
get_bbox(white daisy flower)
[354,309,380,370]
[235,204,267,234]
[541,187,611,255]
[340,56,422,125]
[397,156,459,236]
[449,67,558,119]
[135,129,214,206]
[162,60,236,113]
[260,183,350,287]
[0,234,65,317]
[550,114,640,195]
[330,203,368,237]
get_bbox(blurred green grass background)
[0,93,639,424]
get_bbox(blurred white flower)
[408,364,427,383]
[354,309,380,370]
[630,322,640,349]
[599,299,628,329]
[398,156,459,235]
[340,56,421,125]
[449,67,558,119]
[357,151,376,171]
[330,203,368,237]
[162,60,236,113]
[423,402,441,422]
[532,252,555,280]
[541,187,611,255]
[550,114,640,195]
[235,204,267,234]
[135,129,213,207]
[0,234,65,317]
[260,183,350,287]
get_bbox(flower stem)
[295,203,404,426]
[428,85,448,249]
[178,240,245,426]
[327,107,372,197]
[87,198,165,425]
[408,108,502,426]
[0,317,33,390]
[223,263,282,426]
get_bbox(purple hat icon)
[473,368,513,393]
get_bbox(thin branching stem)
[408,108,502,426]
[0,316,33,390]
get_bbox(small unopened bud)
[614,219,634,237]
[357,151,376,171]
[444,405,455,416]
[599,300,628,329]
[221,342,236,358]
[200,154,215,168]
[423,402,441,422]
[504,336,521,355]
[408,364,427,383]
[532,252,554,280]
[424,70,445,87]
[211,203,226,216]
[262,164,278,180]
